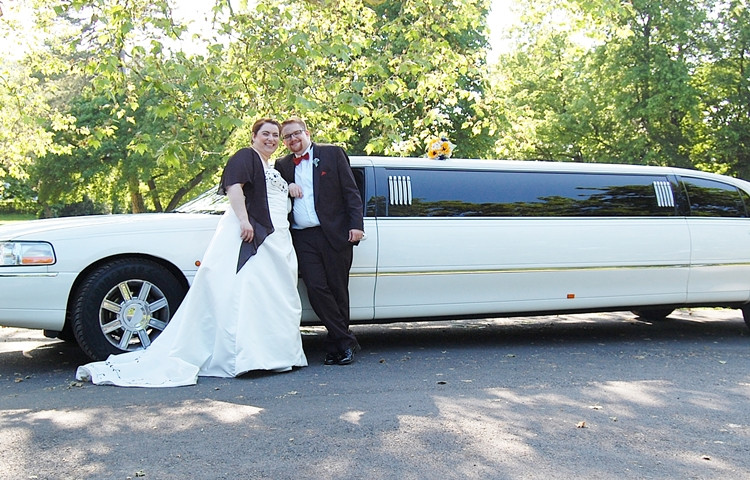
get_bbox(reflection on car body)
[3,157,750,360]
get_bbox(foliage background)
[1,0,748,216]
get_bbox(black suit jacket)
[275,143,364,251]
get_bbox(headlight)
[0,241,56,266]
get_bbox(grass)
[0,213,36,225]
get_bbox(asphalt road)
[1,309,749,480]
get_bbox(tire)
[71,258,186,361]
[631,308,675,321]
[741,306,750,330]
[43,326,76,343]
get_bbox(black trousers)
[292,227,358,353]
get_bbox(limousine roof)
[350,156,750,190]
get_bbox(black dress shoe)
[337,348,354,365]
[324,352,340,365]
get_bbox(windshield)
[172,187,229,214]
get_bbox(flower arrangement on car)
[426,136,455,160]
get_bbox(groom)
[275,117,365,365]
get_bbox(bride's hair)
[252,118,281,135]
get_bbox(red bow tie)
[293,153,310,165]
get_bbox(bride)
[76,118,308,387]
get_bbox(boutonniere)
[312,157,320,168]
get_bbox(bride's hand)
[239,220,254,242]
[288,183,303,198]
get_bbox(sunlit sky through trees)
[171,0,518,57]
[1,0,518,61]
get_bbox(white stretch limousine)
[2,157,750,360]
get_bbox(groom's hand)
[349,229,365,243]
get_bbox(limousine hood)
[0,213,219,241]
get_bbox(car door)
[680,176,750,304]
[372,166,691,319]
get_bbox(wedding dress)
[76,168,307,387]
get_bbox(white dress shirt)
[292,147,321,229]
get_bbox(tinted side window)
[386,169,676,217]
[682,177,747,217]
[351,167,365,208]
[742,189,750,215]
[352,166,381,218]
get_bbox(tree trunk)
[129,177,146,213]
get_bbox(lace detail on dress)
[265,168,288,195]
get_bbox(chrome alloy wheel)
[99,279,170,351]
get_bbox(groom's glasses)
[282,130,305,141]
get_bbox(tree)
[493,0,707,167]
[217,0,495,158]
[691,0,750,179]
[346,0,496,158]
[53,0,228,212]
[491,2,595,162]
[25,0,245,213]
[589,0,704,166]
[0,0,78,210]
[4,0,500,214]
